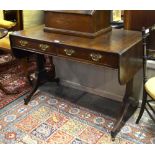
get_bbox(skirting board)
[60,79,124,102]
[147,60,155,69]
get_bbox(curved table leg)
[24,73,40,105]
[111,79,133,141]
[24,54,60,105]
[24,54,45,105]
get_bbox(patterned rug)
[0,91,155,144]
[0,88,30,109]
[0,59,35,109]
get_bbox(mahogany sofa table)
[10,25,143,140]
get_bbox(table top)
[10,25,143,85]
[11,25,142,55]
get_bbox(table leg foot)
[111,79,133,140]
[24,75,40,105]
[24,98,31,105]
[111,100,130,140]
[111,131,116,141]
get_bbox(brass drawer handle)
[39,44,49,51]
[19,40,28,47]
[64,49,75,56]
[90,53,102,62]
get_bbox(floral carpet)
[0,91,155,144]
[0,58,35,109]
[0,88,30,109]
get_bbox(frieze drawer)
[11,37,56,55]
[57,45,119,69]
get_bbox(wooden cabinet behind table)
[124,10,155,50]
[124,10,155,31]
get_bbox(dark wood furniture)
[124,10,155,52]
[9,26,143,140]
[44,10,111,38]
[124,10,155,31]
[9,11,143,140]
[136,25,155,124]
